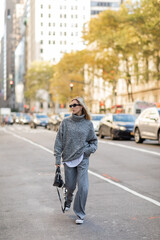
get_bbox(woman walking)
[54,97,98,224]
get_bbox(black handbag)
[53,166,67,213]
[53,166,64,188]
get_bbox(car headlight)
[35,119,40,124]
[114,125,126,131]
[119,126,126,131]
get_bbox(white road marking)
[3,128,160,207]
[99,140,160,157]
[88,170,160,207]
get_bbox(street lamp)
[114,88,117,113]
[70,82,73,91]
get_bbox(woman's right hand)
[56,164,61,168]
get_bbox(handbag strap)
[56,187,65,213]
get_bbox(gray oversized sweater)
[54,114,98,165]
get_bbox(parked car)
[30,113,49,128]
[91,114,105,135]
[53,112,71,131]
[99,113,136,140]
[19,113,31,124]
[4,115,14,125]
[14,112,21,124]
[134,107,160,144]
[47,115,60,131]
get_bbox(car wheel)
[134,128,144,143]
[158,130,160,145]
[33,124,36,129]
[110,129,116,140]
[99,128,104,139]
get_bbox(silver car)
[134,107,160,144]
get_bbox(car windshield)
[113,114,136,122]
[92,115,104,121]
[25,115,31,119]
[64,114,70,117]
[36,115,48,119]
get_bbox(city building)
[27,0,90,67]
[1,0,16,109]
[91,0,121,16]
[14,0,27,111]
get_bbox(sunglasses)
[69,104,81,108]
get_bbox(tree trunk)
[144,57,149,83]
[126,59,134,102]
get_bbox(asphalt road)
[0,125,160,240]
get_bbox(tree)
[25,61,54,103]
[50,51,87,103]
[83,0,160,102]
[128,0,160,81]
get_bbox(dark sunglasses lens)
[69,104,80,108]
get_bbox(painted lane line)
[3,129,53,154]
[3,129,160,207]
[99,140,160,157]
[88,170,160,207]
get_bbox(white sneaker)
[65,206,70,211]
[75,218,84,224]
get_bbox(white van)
[125,101,156,116]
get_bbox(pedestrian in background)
[54,96,98,224]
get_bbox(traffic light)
[10,80,13,85]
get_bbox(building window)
[41,31,43,35]
[48,14,51,18]
[41,23,43,26]
[53,41,55,44]
[49,32,51,35]
[64,32,66,36]
[41,5,43,9]
[40,49,43,53]
[49,40,51,44]
[53,32,55,35]
[41,14,43,17]
[91,10,101,15]
[40,40,43,44]
[49,23,51,26]
[48,5,51,9]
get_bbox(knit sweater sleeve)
[54,121,64,165]
[84,122,98,157]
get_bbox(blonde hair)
[71,97,91,120]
